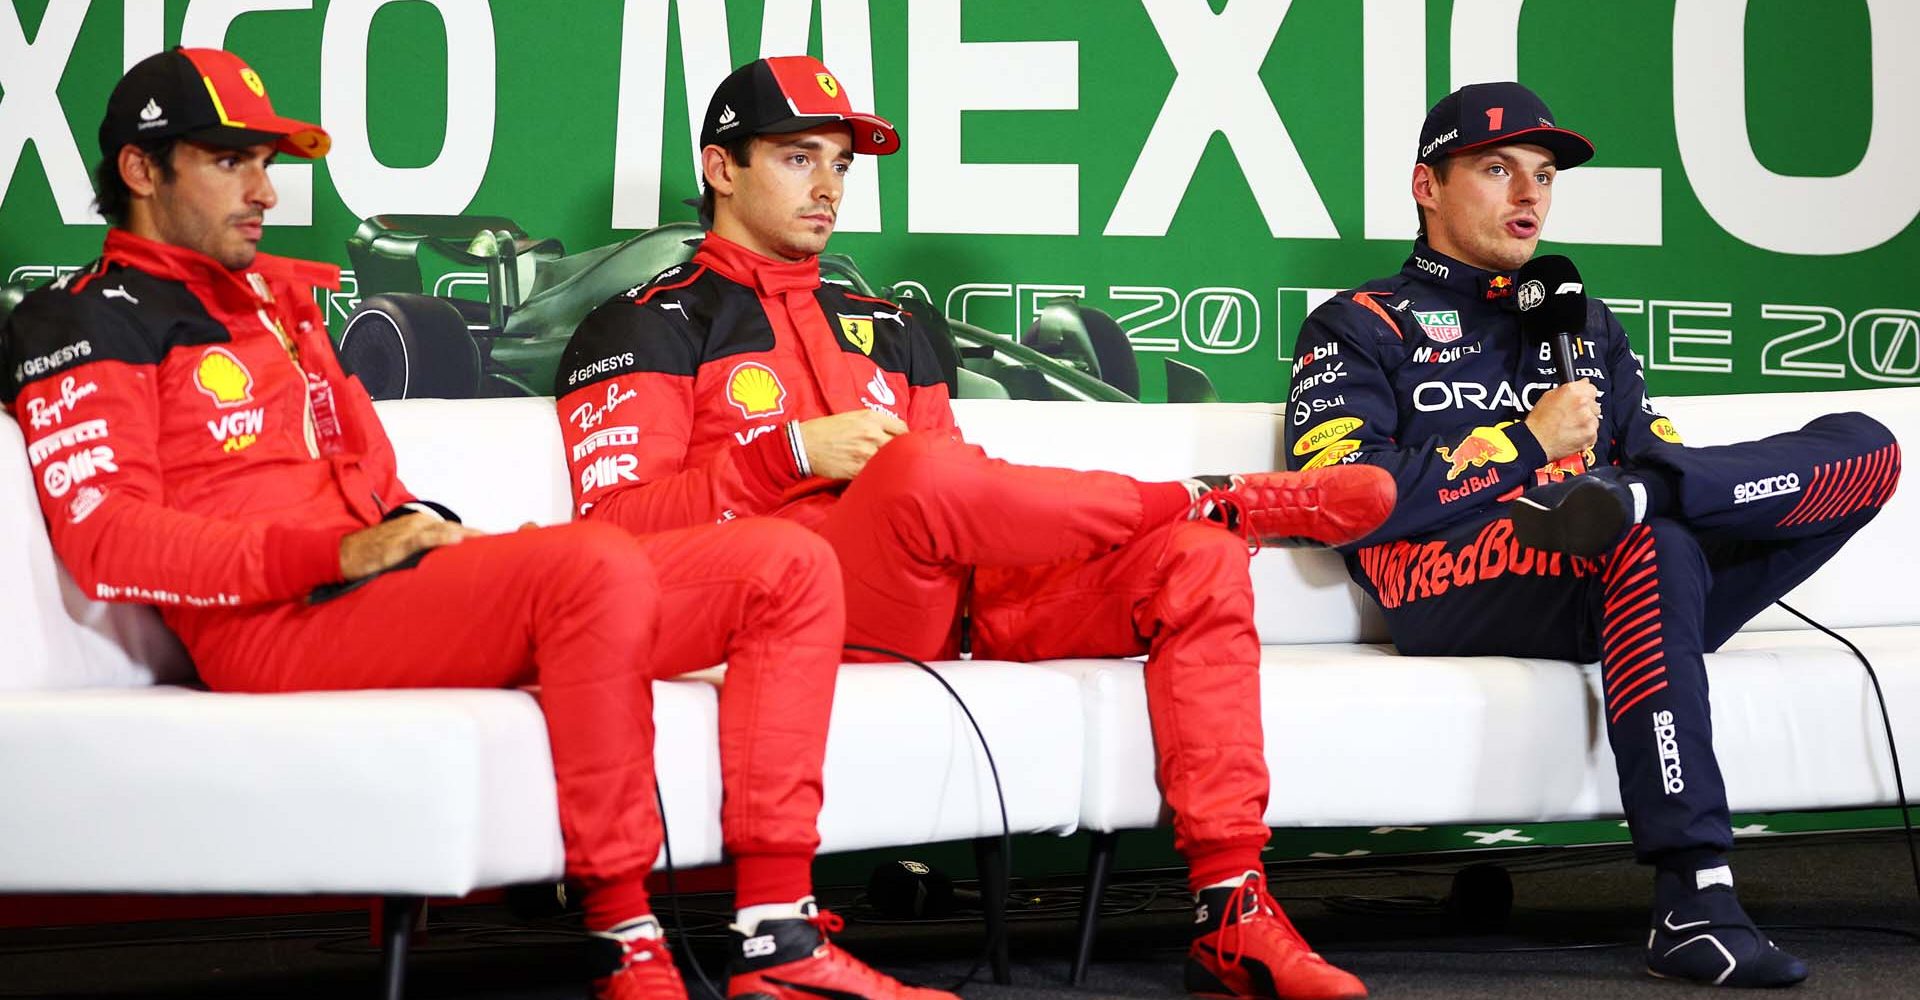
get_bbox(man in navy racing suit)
[1285,81,1900,988]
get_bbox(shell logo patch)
[240,67,267,97]
[839,316,875,355]
[194,347,255,407]
[1651,417,1684,444]
[1303,439,1361,470]
[727,362,787,419]
[816,73,839,98]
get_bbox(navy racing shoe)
[1509,470,1639,557]
[1645,878,1807,988]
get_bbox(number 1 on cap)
[1486,107,1504,131]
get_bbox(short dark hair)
[1415,156,1456,238]
[93,138,179,227]
[697,135,757,229]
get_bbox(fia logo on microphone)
[1517,279,1546,311]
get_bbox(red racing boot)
[594,918,689,1000]
[1193,466,1396,548]
[728,904,958,1000]
[1187,872,1367,1000]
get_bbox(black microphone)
[1515,254,1587,386]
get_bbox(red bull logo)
[1434,424,1519,480]
[1534,447,1595,486]
[1355,518,1601,609]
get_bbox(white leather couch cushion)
[1062,624,1920,833]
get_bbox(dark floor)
[1,832,1916,999]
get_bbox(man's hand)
[797,411,908,480]
[1525,379,1601,461]
[338,516,485,580]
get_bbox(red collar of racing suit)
[691,231,866,414]
[691,230,822,295]
[99,228,341,316]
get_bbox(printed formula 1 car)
[333,215,1218,403]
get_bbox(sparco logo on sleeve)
[1653,710,1685,794]
[1733,473,1800,504]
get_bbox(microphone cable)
[844,642,1013,992]
[651,642,1014,996]
[1772,600,1920,905]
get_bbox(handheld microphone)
[1515,255,1587,386]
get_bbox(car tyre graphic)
[338,293,481,400]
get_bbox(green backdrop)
[3,0,1915,402]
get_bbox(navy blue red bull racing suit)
[1285,240,1901,862]
[555,232,1273,888]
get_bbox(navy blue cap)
[1417,82,1593,169]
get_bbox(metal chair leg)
[972,836,1012,984]
[1069,831,1120,986]
[379,895,424,1000]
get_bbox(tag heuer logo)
[1414,310,1463,344]
[139,98,163,121]
[1517,279,1546,311]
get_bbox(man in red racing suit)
[554,55,1395,1000]
[1,48,922,1000]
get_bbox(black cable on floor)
[1774,600,1920,905]
[657,781,726,1000]
[845,642,1013,994]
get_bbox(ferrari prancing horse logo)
[816,73,839,99]
[838,316,874,355]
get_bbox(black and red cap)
[100,47,330,160]
[700,55,899,156]
[1416,81,1592,169]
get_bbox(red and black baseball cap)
[1416,82,1592,169]
[99,48,330,160]
[700,55,899,156]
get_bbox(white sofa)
[1,388,1914,995]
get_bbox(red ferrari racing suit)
[2,230,842,925]
[554,233,1271,886]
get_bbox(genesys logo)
[1733,472,1800,504]
[568,352,635,386]
[14,339,91,383]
